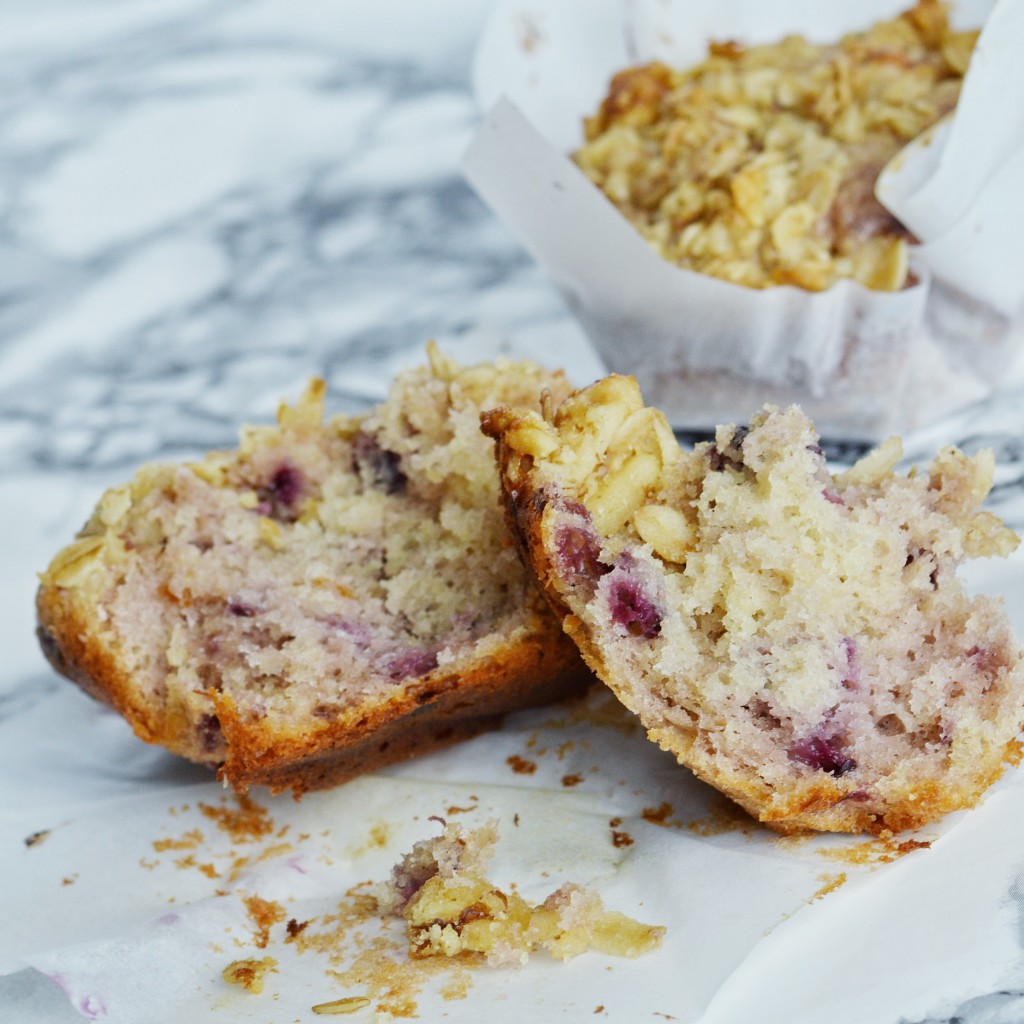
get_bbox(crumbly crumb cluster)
[378,820,664,965]
[485,375,1024,833]
[574,0,975,291]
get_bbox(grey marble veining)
[2,3,1023,1023]
[0,0,577,479]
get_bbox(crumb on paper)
[562,773,584,787]
[221,956,278,994]
[811,872,848,901]
[376,819,664,966]
[24,829,51,848]
[608,818,634,849]
[311,995,372,1015]
[243,893,287,949]
[506,754,537,775]
[641,803,677,827]
[198,793,276,844]
[798,832,933,866]
[152,827,204,852]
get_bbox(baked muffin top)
[574,0,976,292]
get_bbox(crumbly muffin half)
[37,347,592,794]
[482,376,1024,833]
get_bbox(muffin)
[574,0,975,292]
[36,347,592,794]
[483,374,1024,833]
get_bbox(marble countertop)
[3,2,1024,1022]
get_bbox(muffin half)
[37,347,592,794]
[483,375,1023,833]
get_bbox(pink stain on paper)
[79,994,109,1020]
[45,972,108,1020]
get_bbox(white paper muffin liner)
[464,0,1024,440]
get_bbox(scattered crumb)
[24,829,51,848]
[801,833,933,866]
[62,874,77,886]
[506,755,537,775]
[377,820,663,966]
[608,819,634,848]
[348,822,392,858]
[641,803,676,827]
[286,918,312,940]
[811,872,848,901]
[311,995,372,1015]
[222,956,278,994]
[562,774,584,788]
[199,794,276,844]
[243,893,287,949]
[331,938,427,1018]
[153,828,204,852]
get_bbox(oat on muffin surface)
[574,0,976,292]
[483,375,1024,834]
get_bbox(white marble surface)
[3,2,1024,1023]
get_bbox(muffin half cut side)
[37,347,593,795]
[483,375,1024,834]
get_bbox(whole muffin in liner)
[463,0,1024,440]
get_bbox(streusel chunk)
[377,820,664,965]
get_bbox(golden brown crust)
[37,526,591,796]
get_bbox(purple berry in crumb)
[555,522,609,581]
[787,734,857,777]
[607,560,663,639]
[385,647,439,681]
[227,600,257,617]
[967,645,1001,675]
[353,432,407,494]
[270,461,303,506]
[255,460,306,520]
[707,426,749,472]
[196,713,223,754]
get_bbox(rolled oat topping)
[574,0,976,292]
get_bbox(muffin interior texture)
[39,347,581,784]
[484,376,1024,832]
